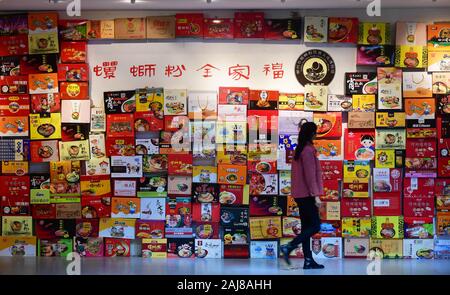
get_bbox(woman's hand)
[314,196,322,208]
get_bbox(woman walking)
[280,122,324,269]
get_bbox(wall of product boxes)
[0,11,449,259]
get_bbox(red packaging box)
[249,90,279,110]
[438,138,450,158]
[60,41,87,63]
[438,158,450,177]
[320,160,343,180]
[218,87,250,105]
[0,175,30,198]
[75,219,99,238]
[19,54,58,75]
[403,178,435,198]
[1,196,30,216]
[404,217,434,239]
[344,129,376,160]
[264,19,301,40]
[328,17,359,43]
[106,114,135,138]
[164,115,189,132]
[435,179,450,197]
[168,154,193,175]
[204,18,234,39]
[104,238,131,257]
[81,196,111,218]
[218,184,245,205]
[0,94,30,117]
[405,138,437,158]
[58,63,89,82]
[192,203,220,223]
[134,111,164,132]
[30,93,61,114]
[32,204,56,219]
[234,12,265,39]
[403,195,435,218]
[341,198,371,217]
[0,75,28,94]
[313,112,343,138]
[321,179,340,201]
[35,219,76,239]
[0,35,28,57]
[373,192,402,216]
[223,244,250,259]
[106,137,135,156]
[175,14,204,38]
[135,220,165,239]
[193,222,220,239]
[59,82,89,100]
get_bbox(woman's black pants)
[289,197,321,259]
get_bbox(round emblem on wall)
[295,49,336,86]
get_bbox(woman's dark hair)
[294,121,317,161]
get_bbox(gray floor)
[0,257,449,275]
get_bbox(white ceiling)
[0,0,449,10]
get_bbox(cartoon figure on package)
[110,226,125,238]
[10,242,26,256]
[312,239,322,255]
[41,241,69,257]
[74,237,87,256]
[360,135,375,151]
[306,25,324,41]
[377,151,389,165]
[256,91,271,108]
[177,243,193,258]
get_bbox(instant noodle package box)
[29,113,61,140]
[74,237,104,257]
[87,20,115,39]
[142,238,167,258]
[204,18,234,39]
[0,236,37,256]
[114,18,146,39]
[403,72,433,97]
[146,16,175,39]
[249,216,282,240]
[250,241,278,259]
[38,238,72,257]
[104,238,131,257]
[167,238,195,258]
[403,239,434,259]
[195,239,223,258]
[0,116,29,137]
[344,238,369,258]
[358,22,390,45]
[135,220,165,239]
[303,16,328,43]
[311,237,343,259]
[1,216,33,236]
[99,218,136,239]
[371,216,404,239]
[328,17,358,43]
[369,239,403,259]
[340,198,371,218]
[342,217,371,238]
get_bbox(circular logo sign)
[295,49,336,86]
